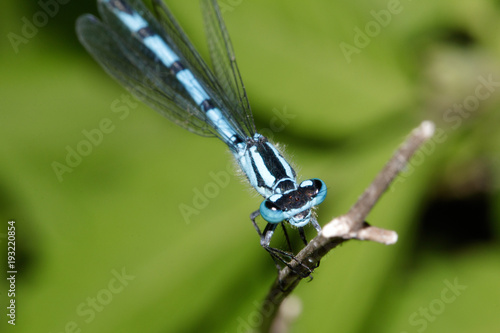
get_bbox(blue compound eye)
[300,178,327,206]
[260,198,286,223]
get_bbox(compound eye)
[300,178,327,205]
[260,198,286,223]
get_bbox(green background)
[1,0,499,332]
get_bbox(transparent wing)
[76,13,216,137]
[200,0,255,135]
[151,0,256,137]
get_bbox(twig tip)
[420,120,435,138]
[383,230,398,245]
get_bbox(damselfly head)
[259,178,327,226]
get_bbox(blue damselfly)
[76,0,327,270]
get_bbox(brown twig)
[256,120,436,333]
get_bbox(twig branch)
[257,121,436,333]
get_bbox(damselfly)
[76,0,327,270]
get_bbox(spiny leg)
[311,217,322,233]
[281,222,293,253]
[298,227,307,246]
[262,223,313,281]
[250,210,313,279]
[297,226,317,281]
[255,216,296,270]
[307,217,322,269]
[262,223,284,273]
[250,210,264,237]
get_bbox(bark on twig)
[257,121,436,333]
